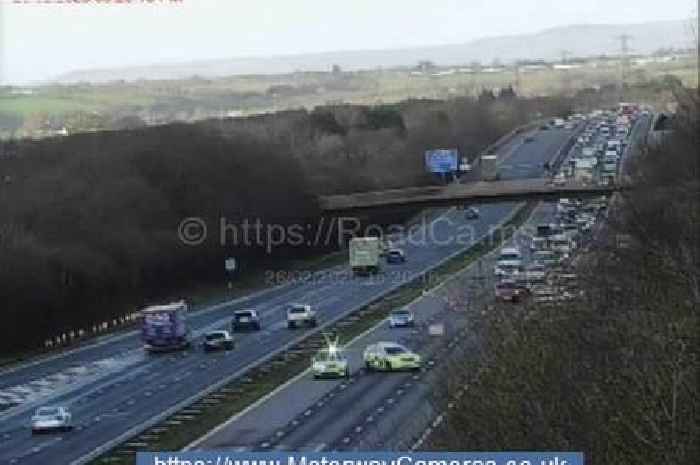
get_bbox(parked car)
[31,406,72,434]
[202,330,234,352]
[231,309,261,331]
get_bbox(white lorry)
[480,155,499,181]
[349,237,381,276]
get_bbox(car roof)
[36,405,65,413]
[374,341,406,349]
[206,330,229,336]
[234,309,256,315]
[500,247,520,254]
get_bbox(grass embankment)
[89,202,536,465]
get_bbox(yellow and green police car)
[311,347,350,379]
[363,342,421,372]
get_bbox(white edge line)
[71,203,522,464]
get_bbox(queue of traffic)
[27,104,641,436]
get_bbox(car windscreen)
[499,254,520,261]
[315,351,343,362]
[385,346,406,355]
[392,310,410,316]
[499,264,521,270]
[37,407,59,416]
[288,307,306,313]
[205,333,225,341]
[235,312,253,319]
[496,282,516,290]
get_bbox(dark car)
[386,248,406,264]
[540,124,550,130]
[465,206,480,220]
[524,135,535,143]
[231,309,261,331]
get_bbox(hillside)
[55,19,694,83]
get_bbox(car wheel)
[344,368,350,379]
[365,361,373,371]
[287,321,295,329]
[385,361,392,371]
[310,319,317,327]
[254,323,261,331]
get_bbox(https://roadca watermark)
[177,216,530,253]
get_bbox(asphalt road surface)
[189,115,652,453]
[0,124,577,465]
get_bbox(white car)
[31,406,72,434]
[287,304,317,328]
[495,247,523,277]
[553,173,567,186]
[531,285,557,305]
[311,347,349,379]
[494,260,524,278]
[202,330,234,352]
[498,247,522,262]
[389,308,415,328]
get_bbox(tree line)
[0,92,572,354]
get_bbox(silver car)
[31,406,72,434]
[389,308,415,328]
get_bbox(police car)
[363,342,421,372]
[311,346,350,379]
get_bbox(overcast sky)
[0,0,695,84]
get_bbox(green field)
[1,55,696,138]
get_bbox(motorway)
[190,201,557,452]
[0,123,578,465]
[191,114,650,452]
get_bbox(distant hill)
[55,19,694,83]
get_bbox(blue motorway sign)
[425,149,459,174]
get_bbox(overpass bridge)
[319,178,625,214]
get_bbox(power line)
[616,34,633,89]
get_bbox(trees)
[428,94,699,464]
[0,92,575,354]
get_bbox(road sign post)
[225,257,237,289]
